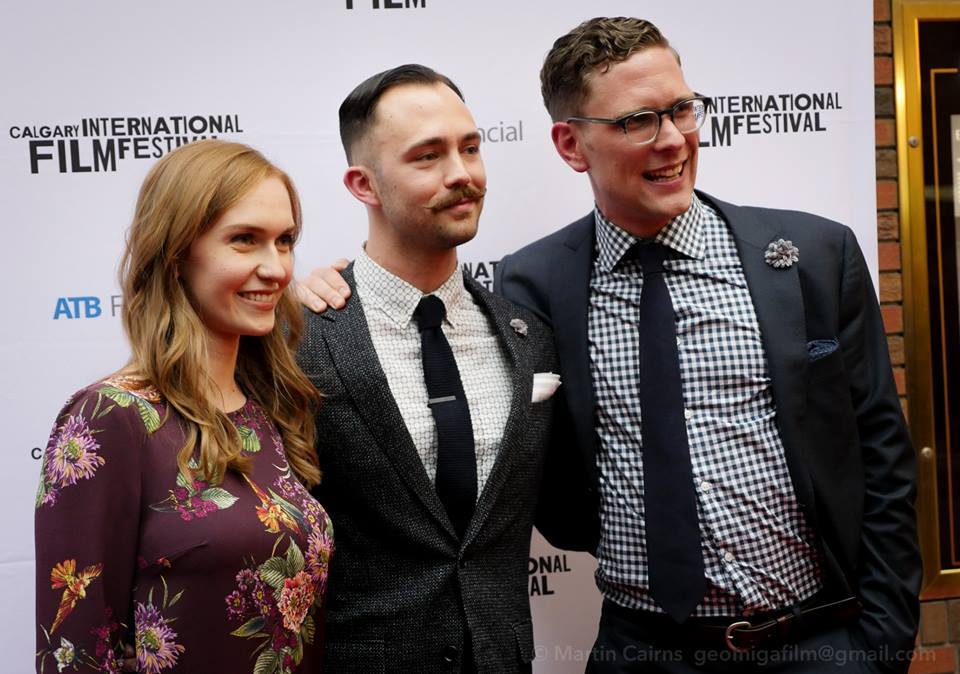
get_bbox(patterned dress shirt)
[590,194,823,616]
[354,249,512,495]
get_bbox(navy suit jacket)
[495,191,921,670]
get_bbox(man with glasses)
[496,16,920,673]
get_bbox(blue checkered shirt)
[590,194,823,617]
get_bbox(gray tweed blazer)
[299,266,557,673]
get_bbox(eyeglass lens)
[624,99,706,143]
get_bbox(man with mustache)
[296,64,559,673]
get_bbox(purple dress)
[35,376,333,674]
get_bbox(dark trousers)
[585,600,873,673]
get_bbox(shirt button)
[676,336,683,347]
[684,408,693,421]
[724,552,735,563]
[700,480,712,491]
[442,645,459,663]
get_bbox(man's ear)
[343,165,381,208]
[551,121,590,173]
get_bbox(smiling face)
[554,46,699,237]
[357,81,486,253]
[179,175,296,350]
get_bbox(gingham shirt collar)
[594,193,707,272]
[355,247,466,330]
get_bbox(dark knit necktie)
[634,242,706,622]
[414,295,476,538]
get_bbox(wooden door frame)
[893,0,960,599]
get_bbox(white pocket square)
[531,372,561,403]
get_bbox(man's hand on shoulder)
[295,258,351,312]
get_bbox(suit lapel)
[321,266,457,539]
[705,194,815,512]
[549,214,599,475]
[460,277,533,548]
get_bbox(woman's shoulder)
[95,374,164,404]
[62,373,162,401]
[54,375,168,437]
[37,377,168,509]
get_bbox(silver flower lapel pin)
[765,239,799,269]
[509,318,528,337]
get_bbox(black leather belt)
[603,595,862,653]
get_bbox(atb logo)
[53,295,122,320]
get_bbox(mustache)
[427,185,486,212]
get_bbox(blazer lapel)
[460,278,533,548]
[704,193,815,514]
[549,214,599,476]
[320,266,457,539]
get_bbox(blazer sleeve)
[35,385,145,673]
[838,228,921,668]
[497,252,601,554]
[495,252,553,325]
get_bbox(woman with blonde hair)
[35,139,333,673]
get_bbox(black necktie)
[634,242,707,622]
[414,295,477,538]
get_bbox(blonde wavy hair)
[119,139,321,487]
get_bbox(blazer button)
[442,645,460,663]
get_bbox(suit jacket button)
[458,558,468,568]
[442,645,459,663]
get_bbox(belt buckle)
[724,620,752,653]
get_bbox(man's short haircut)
[540,17,677,122]
[339,64,464,163]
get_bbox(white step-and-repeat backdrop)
[3,1,874,671]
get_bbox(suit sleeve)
[35,386,144,673]
[497,253,600,553]
[838,228,921,669]
[495,253,552,325]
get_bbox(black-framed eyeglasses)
[566,95,711,145]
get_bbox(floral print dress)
[35,377,334,674]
